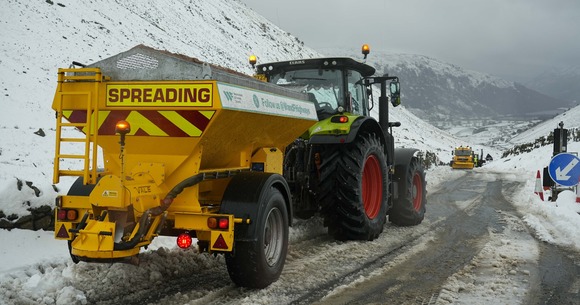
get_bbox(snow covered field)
[1,142,579,304]
[1,0,579,304]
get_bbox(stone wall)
[0,205,54,231]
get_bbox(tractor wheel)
[317,133,388,241]
[389,157,426,226]
[225,187,289,288]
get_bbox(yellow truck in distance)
[451,146,475,169]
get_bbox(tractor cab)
[256,58,374,120]
[251,45,401,145]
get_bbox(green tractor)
[255,46,427,241]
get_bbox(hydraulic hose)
[114,174,204,250]
[113,171,235,250]
[150,173,204,216]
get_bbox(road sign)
[548,153,580,187]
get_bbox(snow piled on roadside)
[436,141,580,304]
[486,141,580,252]
[1,157,579,304]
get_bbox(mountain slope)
[0,0,460,218]
[373,52,574,121]
[320,48,572,122]
[526,65,580,105]
[509,103,580,145]
[0,0,319,128]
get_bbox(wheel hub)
[362,154,383,219]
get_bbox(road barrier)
[534,170,544,201]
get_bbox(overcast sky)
[240,0,580,83]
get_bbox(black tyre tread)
[317,133,388,241]
[389,158,427,226]
[225,187,288,288]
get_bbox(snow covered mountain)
[525,65,580,105]
[0,0,319,129]
[372,52,576,122]
[0,0,463,221]
[509,102,580,145]
[321,48,573,123]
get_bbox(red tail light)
[218,218,229,229]
[57,209,67,220]
[177,233,192,249]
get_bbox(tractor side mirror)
[389,81,400,107]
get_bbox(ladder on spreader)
[53,68,102,185]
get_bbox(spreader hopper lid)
[88,45,308,101]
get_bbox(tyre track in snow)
[67,170,563,305]
[4,170,574,305]
[85,170,579,305]
[91,171,487,304]
[137,185,440,303]
[310,171,525,304]
[127,218,432,304]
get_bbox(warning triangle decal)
[56,224,69,238]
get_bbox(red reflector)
[57,209,67,221]
[56,224,69,238]
[218,218,229,229]
[339,116,348,123]
[66,209,78,221]
[213,234,228,249]
[176,233,192,249]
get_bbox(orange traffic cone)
[534,170,544,201]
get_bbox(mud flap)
[219,172,291,242]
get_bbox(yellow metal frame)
[52,67,316,261]
[53,68,103,185]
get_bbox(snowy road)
[315,171,579,305]
[1,168,579,305]
[89,170,579,304]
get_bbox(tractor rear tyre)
[389,157,426,226]
[317,133,388,241]
[225,186,289,288]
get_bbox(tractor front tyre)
[225,187,289,289]
[389,157,427,226]
[318,133,388,241]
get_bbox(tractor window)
[269,69,344,118]
[347,70,367,116]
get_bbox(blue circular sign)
[548,153,580,187]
